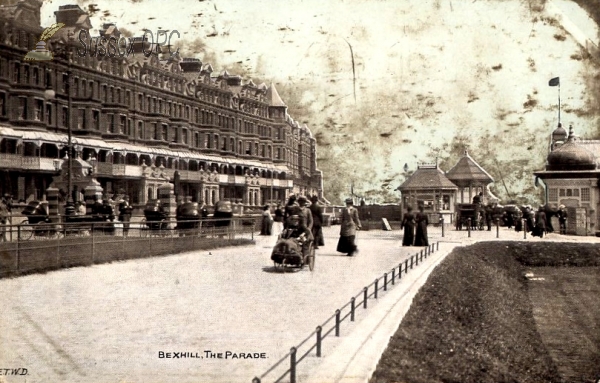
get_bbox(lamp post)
[45,42,74,215]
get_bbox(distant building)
[397,152,495,222]
[534,123,599,235]
[0,1,323,205]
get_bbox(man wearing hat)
[337,198,361,256]
[297,196,313,235]
[557,205,568,234]
[309,195,324,249]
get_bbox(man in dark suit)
[309,195,324,249]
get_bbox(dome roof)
[547,138,596,171]
[552,124,567,140]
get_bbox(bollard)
[350,298,355,321]
[316,326,322,357]
[374,279,379,299]
[441,216,445,237]
[290,347,297,383]
[335,309,341,336]
[496,218,500,238]
[252,378,261,383]
[437,241,439,251]
[363,287,368,309]
[468,218,471,237]
[384,273,388,291]
[523,219,527,239]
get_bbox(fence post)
[374,279,378,299]
[335,309,341,336]
[290,347,297,383]
[16,225,20,273]
[316,326,322,357]
[92,223,95,264]
[384,273,388,291]
[437,241,439,251]
[496,218,500,238]
[398,263,402,280]
[391,268,395,285]
[363,287,368,309]
[410,255,414,269]
[468,218,471,237]
[416,251,420,265]
[405,259,409,273]
[350,297,355,321]
[252,378,261,383]
[441,216,445,237]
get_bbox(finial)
[568,124,574,141]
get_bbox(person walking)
[309,195,324,249]
[119,195,133,237]
[414,205,429,246]
[533,206,546,238]
[0,197,8,242]
[336,198,361,256]
[272,203,284,236]
[260,205,273,235]
[283,195,299,229]
[557,205,568,234]
[401,206,416,246]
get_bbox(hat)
[310,195,319,203]
[559,204,565,209]
[298,196,308,203]
[345,198,353,204]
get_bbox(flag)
[549,77,560,86]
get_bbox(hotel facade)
[0,1,323,207]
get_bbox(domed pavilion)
[534,124,600,235]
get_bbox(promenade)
[0,223,597,383]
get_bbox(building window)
[77,108,85,129]
[182,130,188,145]
[581,188,590,201]
[13,62,20,83]
[119,115,126,134]
[137,94,143,110]
[0,92,6,117]
[171,126,178,143]
[34,99,43,121]
[152,123,158,140]
[18,97,27,120]
[62,107,68,127]
[23,65,29,84]
[573,188,579,197]
[214,134,219,149]
[221,137,227,151]
[137,121,144,139]
[128,119,133,136]
[125,91,131,107]
[101,85,107,101]
[162,124,168,141]
[246,142,251,155]
[566,189,572,197]
[194,132,199,148]
[276,148,281,159]
[32,67,39,85]
[559,189,565,197]
[206,134,211,149]
[230,138,234,152]
[92,110,100,130]
[45,103,52,124]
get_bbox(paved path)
[1,224,597,383]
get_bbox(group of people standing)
[400,205,429,247]
[511,204,568,238]
[262,195,362,257]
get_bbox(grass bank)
[370,241,591,383]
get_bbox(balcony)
[95,163,142,177]
[0,154,58,172]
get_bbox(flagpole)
[558,82,561,126]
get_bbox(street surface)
[1,224,598,383]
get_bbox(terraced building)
[0,1,323,207]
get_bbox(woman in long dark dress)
[336,198,361,256]
[401,206,415,246]
[414,205,429,246]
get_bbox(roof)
[398,165,458,190]
[266,83,286,107]
[577,139,600,166]
[446,151,494,184]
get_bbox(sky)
[40,0,600,203]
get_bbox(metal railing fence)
[252,241,441,383]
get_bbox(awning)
[0,125,291,173]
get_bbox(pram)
[271,231,315,272]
